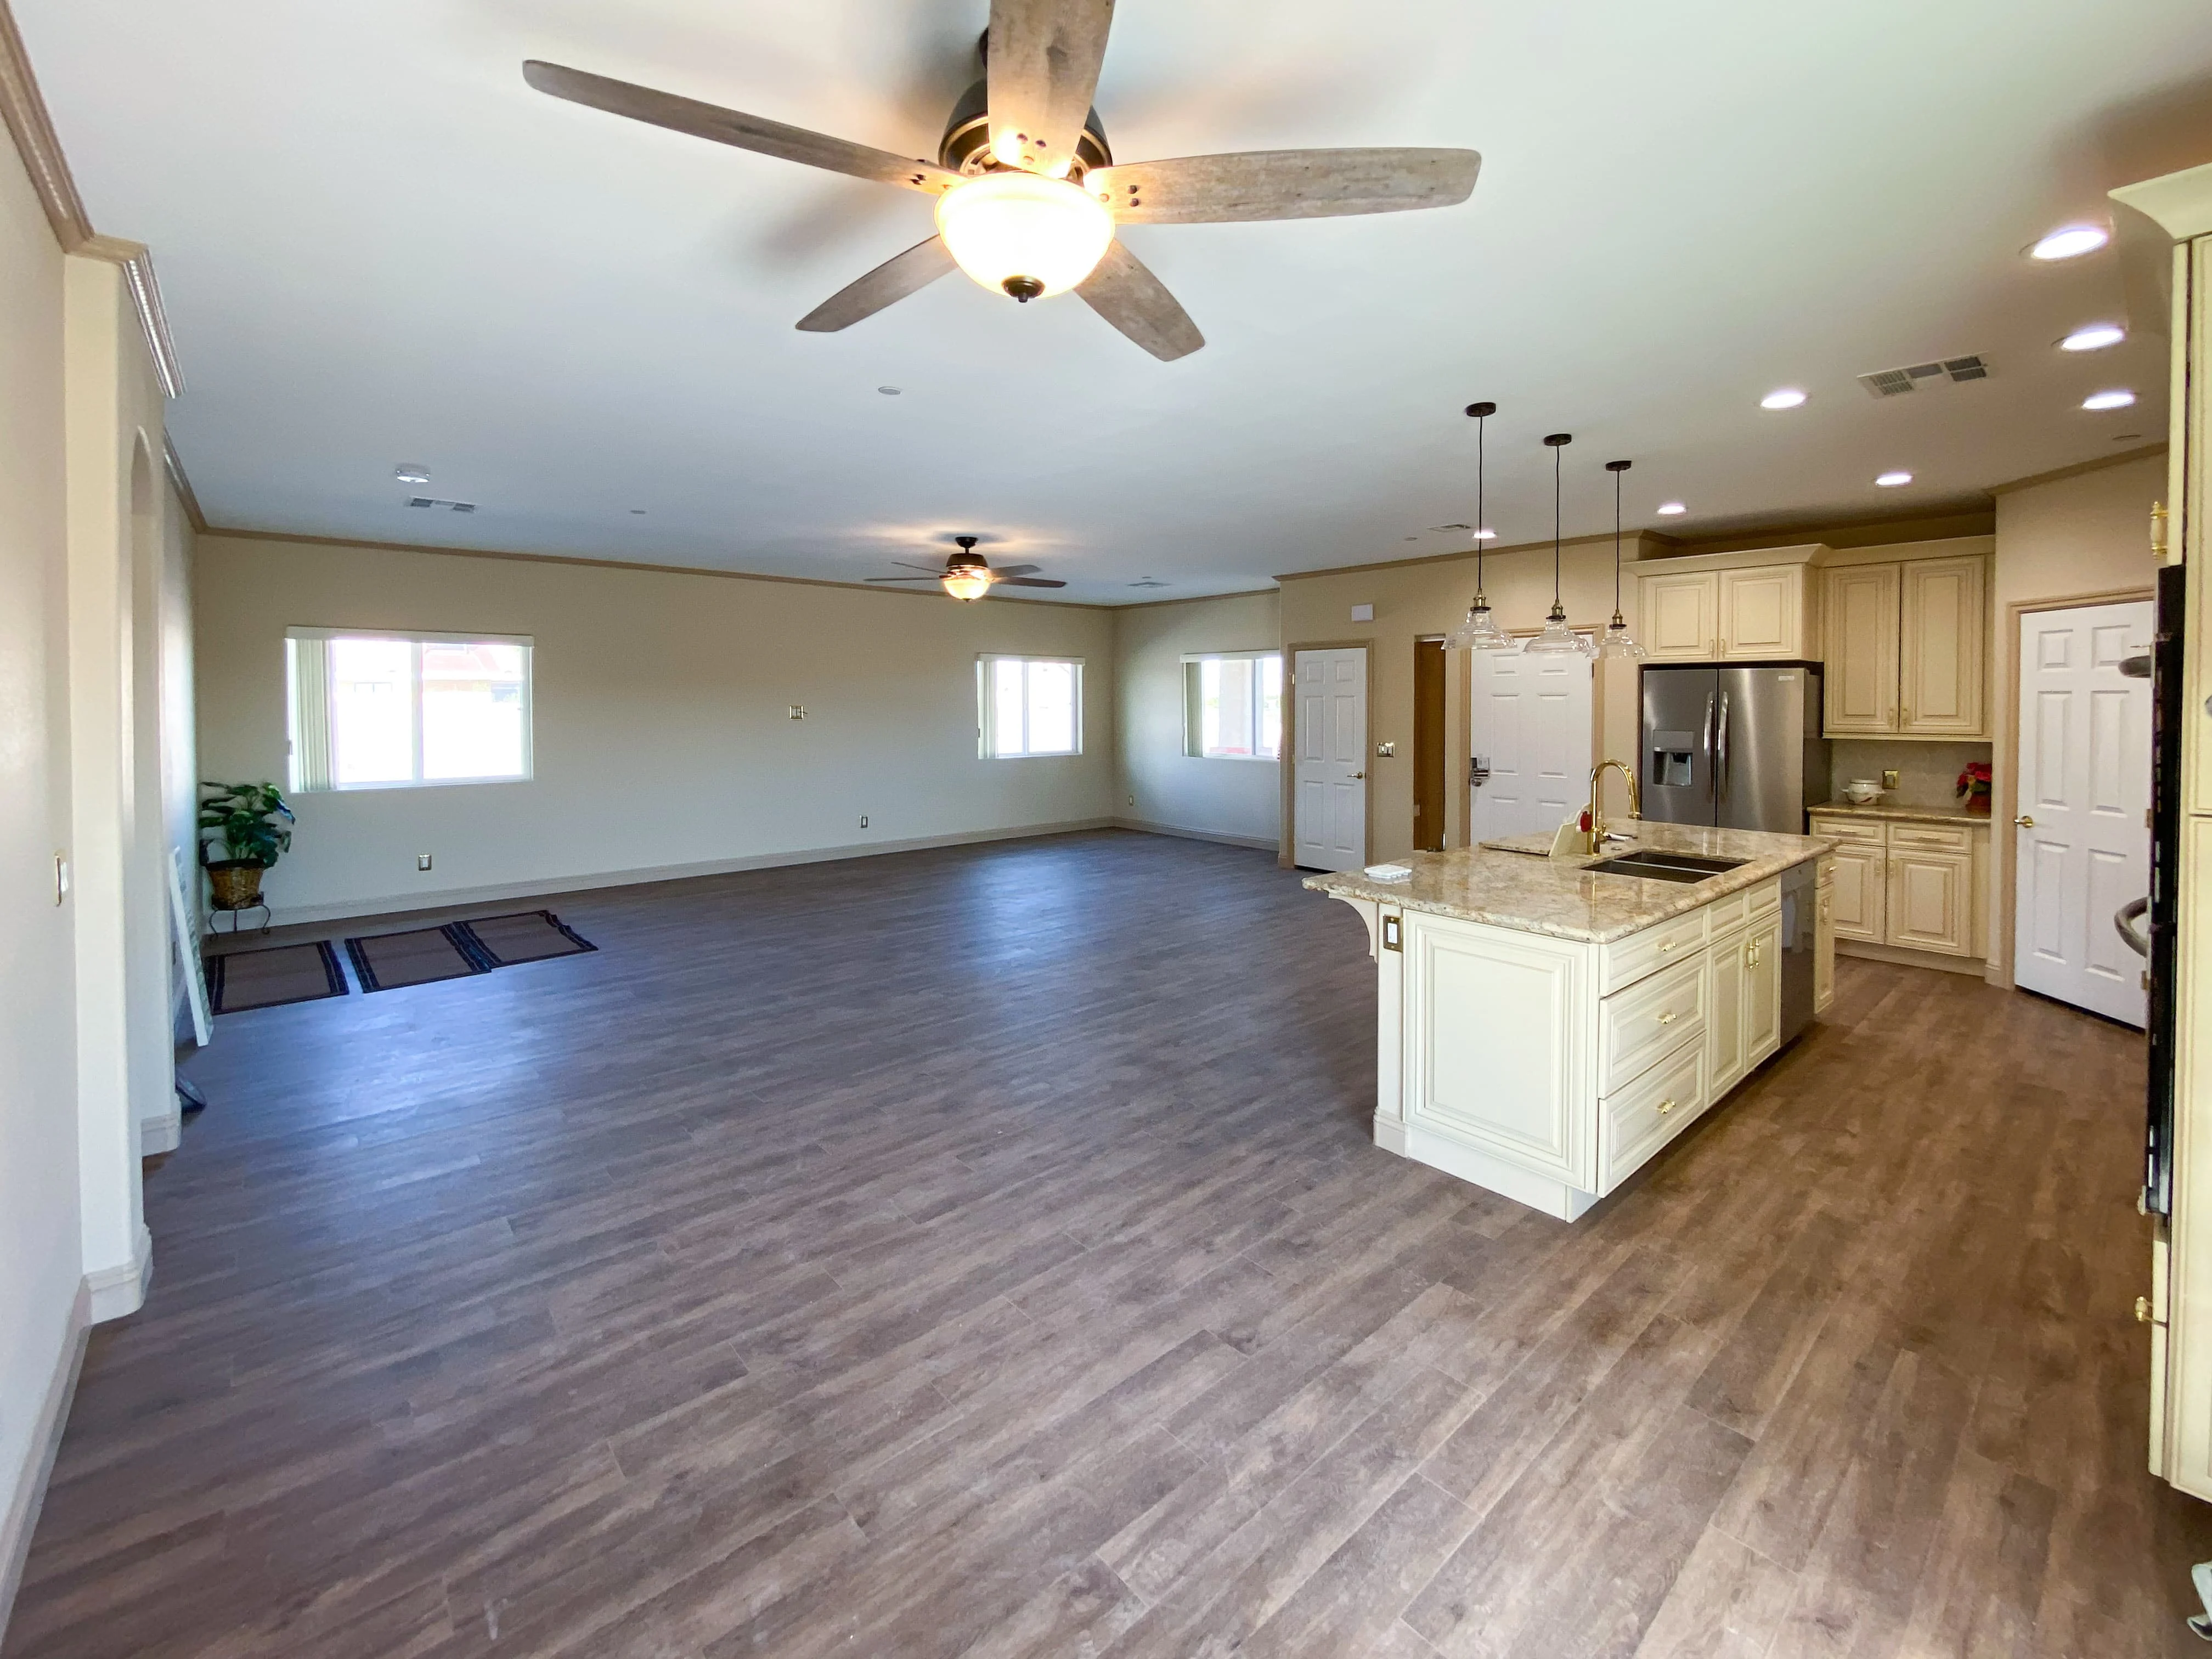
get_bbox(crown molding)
[162,437,206,532]
[0,2,183,397]
[1983,441,2168,497]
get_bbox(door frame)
[1993,585,2155,989]
[1279,640,1374,870]
[1412,636,1447,853]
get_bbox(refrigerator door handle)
[1716,691,1731,805]
[1701,693,1718,805]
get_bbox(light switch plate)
[1350,603,1375,623]
[417,853,433,871]
[1882,770,1900,789]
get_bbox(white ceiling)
[19,1,2212,602]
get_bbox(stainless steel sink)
[1583,848,1750,883]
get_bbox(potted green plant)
[199,781,295,910]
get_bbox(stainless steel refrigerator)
[1640,664,1829,833]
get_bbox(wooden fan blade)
[1087,148,1480,223]
[523,61,962,196]
[797,238,957,332]
[995,577,1067,588]
[891,560,950,573]
[1076,240,1204,362]
[992,563,1041,577]
[986,0,1115,177]
[865,575,940,583]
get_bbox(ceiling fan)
[867,535,1066,601]
[522,1,1481,361]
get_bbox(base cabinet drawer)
[1599,952,1706,1093]
[1599,910,1709,995]
[1602,1037,1708,1190]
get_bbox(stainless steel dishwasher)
[1778,859,1818,1047]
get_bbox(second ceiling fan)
[524,0,1482,362]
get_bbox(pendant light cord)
[1475,411,1486,600]
[1613,465,1623,617]
[1551,442,1563,610]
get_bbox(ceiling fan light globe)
[941,568,994,601]
[936,172,1115,301]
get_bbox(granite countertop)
[1809,799,1993,827]
[1302,821,1837,945]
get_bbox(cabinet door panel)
[1823,564,1901,733]
[1719,567,1801,659]
[1886,848,1971,955]
[1814,875,1837,1014]
[1707,929,1747,1098]
[1744,918,1783,1066]
[1826,843,1886,942]
[1640,572,1718,662]
[1403,914,1593,1186]
[1901,555,1987,736]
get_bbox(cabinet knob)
[1657,1011,1677,1025]
[2138,1295,2155,1324]
[1656,1098,1677,1115]
[2013,814,2034,828]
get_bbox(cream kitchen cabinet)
[1807,812,1985,961]
[1705,882,1782,1101]
[1821,554,1988,738]
[1814,856,1836,1013]
[1635,550,1822,664]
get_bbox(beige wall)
[1278,534,1655,863]
[0,108,83,1621]
[1989,453,2164,983]
[1114,591,1282,848]
[193,537,1120,922]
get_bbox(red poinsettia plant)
[1956,760,1992,814]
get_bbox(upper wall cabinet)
[1635,549,1822,663]
[1821,553,1988,738]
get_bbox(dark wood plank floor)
[8,829,2208,1657]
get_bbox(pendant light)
[1523,432,1595,656]
[1596,459,1647,659]
[1444,401,1515,651]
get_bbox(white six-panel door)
[1293,648,1368,870]
[2013,601,2152,1025]
[1467,651,1595,844]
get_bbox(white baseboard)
[1113,816,1281,853]
[261,818,1119,928]
[141,1107,182,1156]
[0,1286,90,1645]
[82,1224,152,1325]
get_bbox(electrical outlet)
[1128,794,1136,807]
[1881,770,1900,790]
[417,853,433,871]
[789,704,806,720]
[859,814,869,828]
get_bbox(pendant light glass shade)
[1447,400,1517,651]
[1596,458,1645,658]
[1525,603,1594,656]
[1524,433,1594,657]
[1445,600,1514,651]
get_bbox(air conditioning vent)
[405,497,477,513]
[1858,355,1990,398]
[1127,579,1168,588]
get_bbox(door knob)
[2013,814,2034,828]
[1351,771,1365,780]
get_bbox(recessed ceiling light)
[2082,389,2137,411]
[2059,324,2125,352]
[1759,388,1808,410]
[2029,225,2109,261]
[1875,471,1913,487]
[1472,527,1498,540]
[1656,501,1687,516]
[393,463,430,484]
[877,385,902,396]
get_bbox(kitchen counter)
[1302,821,1835,945]
[1810,800,1991,827]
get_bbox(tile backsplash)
[1828,740,1992,810]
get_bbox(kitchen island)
[1306,822,1836,1220]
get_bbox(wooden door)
[2013,601,2153,1024]
[1743,917,1783,1066]
[1706,927,1747,1098]
[1886,848,1972,955]
[1466,650,1593,844]
[1822,563,1900,733]
[1639,572,1718,662]
[1412,640,1445,853]
[1901,555,1988,736]
[1826,841,1886,942]
[1293,648,1368,871]
[1718,567,1800,660]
